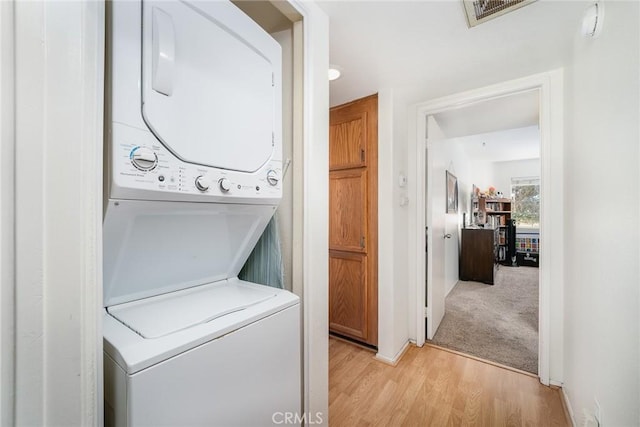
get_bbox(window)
[511,177,540,228]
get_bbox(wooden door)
[329,94,377,346]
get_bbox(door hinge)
[272,132,275,146]
[272,73,275,87]
[360,236,365,248]
[360,148,365,162]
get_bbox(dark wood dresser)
[460,227,498,285]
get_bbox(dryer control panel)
[109,123,282,204]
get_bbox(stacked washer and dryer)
[103,1,301,425]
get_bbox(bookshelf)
[472,197,511,226]
[471,196,512,264]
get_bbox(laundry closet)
[102,1,302,425]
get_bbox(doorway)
[424,97,542,373]
[409,71,565,386]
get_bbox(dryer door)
[141,0,281,173]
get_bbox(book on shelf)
[499,229,506,245]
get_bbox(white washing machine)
[102,1,300,426]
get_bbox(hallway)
[329,338,568,426]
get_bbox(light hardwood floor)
[329,338,569,426]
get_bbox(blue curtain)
[239,213,284,289]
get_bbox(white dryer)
[103,1,300,426]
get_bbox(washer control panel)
[110,124,282,202]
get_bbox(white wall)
[377,89,396,361]
[468,160,494,192]
[492,158,540,197]
[436,138,472,296]
[392,92,410,356]
[377,88,411,363]
[0,2,15,424]
[563,2,639,425]
[467,158,540,197]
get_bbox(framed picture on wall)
[446,170,458,213]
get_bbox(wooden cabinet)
[329,169,367,252]
[328,94,378,347]
[329,252,368,340]
[329,112,367,170]
[459,228,498,285]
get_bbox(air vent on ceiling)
[463,0,537,27]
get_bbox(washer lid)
[141,0,281,173]
[103,199,275,307]
[108,280,277,338]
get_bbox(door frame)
[283,0,330,420]
[0,1,15,424]
[408,70,564,386]
[12,2,105,424]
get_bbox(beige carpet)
[429,266,539,373]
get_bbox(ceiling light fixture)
[328,66,342,81]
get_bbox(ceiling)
[318,0,585,107]
[433,89,539,138]
[452,125,540,162]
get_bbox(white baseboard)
[560,387,576,427]
[375,341,411,366]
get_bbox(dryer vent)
[463,0,537,27]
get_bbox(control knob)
[195,175,212,192]
[219,178,231,192]
[130,147,158,171]
[266,170,279,186]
